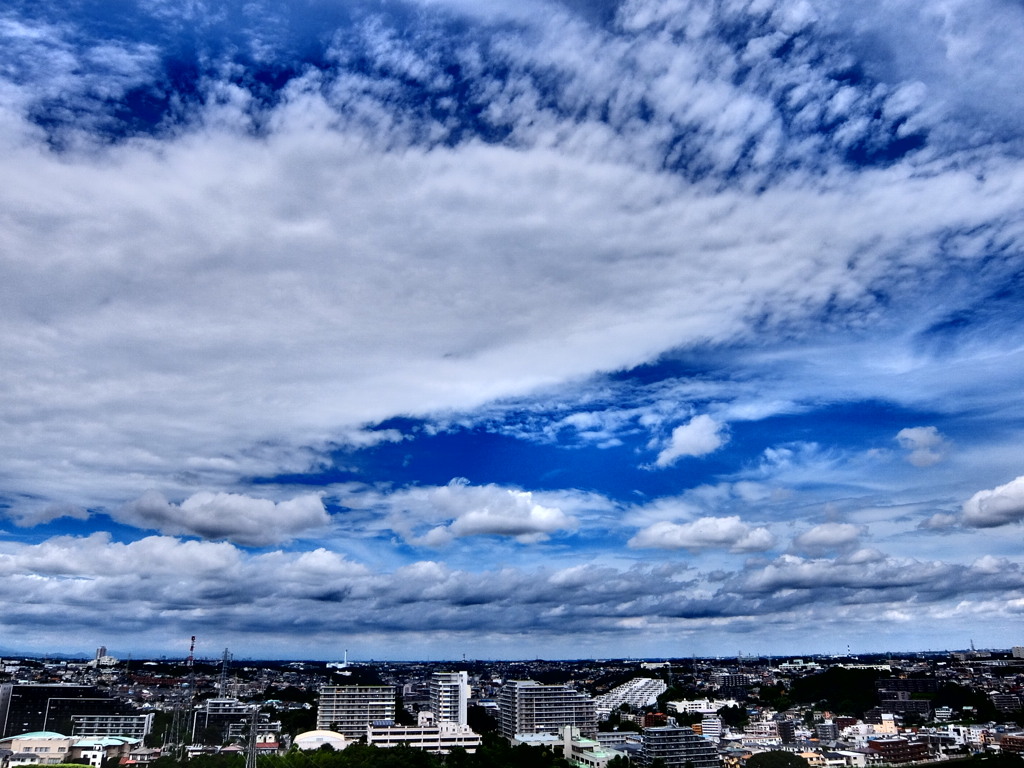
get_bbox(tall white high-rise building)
[430,671,470,725]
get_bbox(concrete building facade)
[497,680,596,740]
[71,713,153,739]
[429,671,470,726]
[0,685,134,739]
[366,711,481,754]
[317,685,396,738]
[637,724,721,768]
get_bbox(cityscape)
[1,644,1023,768]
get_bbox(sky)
[1,0,1024,662]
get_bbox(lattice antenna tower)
[166,636,197,757]
[219,648,232,695]
[244,706,261,768]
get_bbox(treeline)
[787,668,1023,724]
[150,733,606,768]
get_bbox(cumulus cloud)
[629,516,776,552]
[381,479,579,546]
[895,426,949,467]
[918,512,958,531]
[962,476,1024,528]
[2,531,1023,658]
[654,415,728,467]
[115,491,331,547]
[791,522,865,555]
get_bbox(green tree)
[745,751,811,768]
[757,684,791,711]
[789,668,879,716]
[718,705,748,729]
[466,705,498,735]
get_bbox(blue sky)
[2,0,1024,661]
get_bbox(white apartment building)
[71,713,153,739]
[700,715,723,741]
[595,678,667,719]
[668,698,739,715]
[317,685,396,738]
[72,736,140,767]
[498,680,596,740]
[366,711,481,754]
[430,671,470,726]
[561,725,628,768]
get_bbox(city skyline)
[1,0,1024,660]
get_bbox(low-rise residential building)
[867,737,929,764]
[0,732,74,764]
[1001,733,1024,755]
[561,725,628,768]
[71,736,140,767]
[669,699,740,715]
[366,712,481,754]
[595,678,667,719]
[701,715,723,742]
[70,713,153,739]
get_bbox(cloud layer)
[1,0,1023,657]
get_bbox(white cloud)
[10,503,90,528]
[0,528,1022,658]
[918,512,958,531]
[791,522,865,555]
[0,62,1022,520]
[962,475,1024,528]
[115,491,331,546]
[895,426,949,467]
[628,516,776,552]
[378,479,579,545]
[654,415,728,467]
